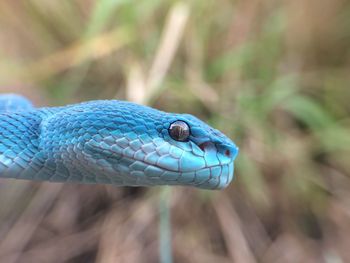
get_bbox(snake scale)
[0,94,238,189]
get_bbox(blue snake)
[0,94,238,189]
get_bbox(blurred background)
[0,0,349,262]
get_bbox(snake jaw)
[83,133,237,189]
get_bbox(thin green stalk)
[159,187,173,263]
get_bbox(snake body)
[0,94,238,189]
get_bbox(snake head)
[73,101,239,189]
[157,113,239,189]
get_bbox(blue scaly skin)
[0,94,238,189]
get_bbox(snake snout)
[216,143,239,161]
[198,141,238,164]
[193,141,237,189]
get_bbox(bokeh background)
[0,0,349,262]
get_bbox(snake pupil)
[168,121,190,142]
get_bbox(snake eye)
[168,121,190,142]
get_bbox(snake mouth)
[147,162,234,189]
[124,160,234,189]
[86,139,207,173]
[119,155,234,189]
[86,140,234,188]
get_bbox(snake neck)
[0,109,54,181]
[0,107,113,184]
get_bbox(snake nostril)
[225,149,230,157]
